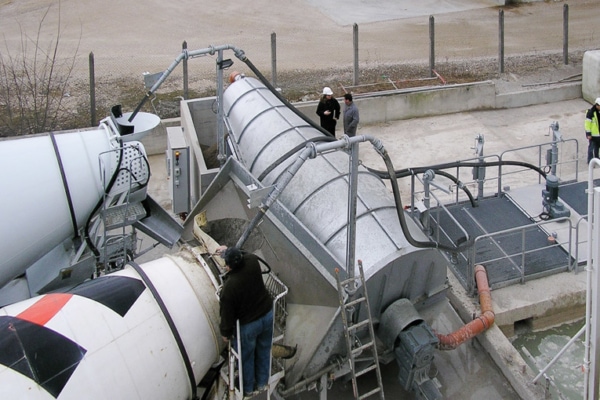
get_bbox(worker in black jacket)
[219,246,273,398]
[316,86,340,137]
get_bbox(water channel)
[513,319,586,399]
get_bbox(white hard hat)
[595,97,600,105]
[322,87,333,95]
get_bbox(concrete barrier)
[294,81,497,126]
[583,50,600,104]
[496,82,582,109]
[141,78,582,156]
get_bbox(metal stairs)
[89,143,150,271]
[336,260,385,400]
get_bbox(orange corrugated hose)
[437,264,495,350]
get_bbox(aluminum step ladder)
[336,260,385,400]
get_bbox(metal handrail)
[408,172,471,249]
[467,217,573,293]
[409,138,581,209]
[499,138,580,189]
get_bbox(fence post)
[563,4,569,65]
[183,41,189,100]
[89,52,96,127]
[429,16,435,78]
[353,23,359,86]
[271,32,277,87]
[498,9,504,74]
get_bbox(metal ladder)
[336,260,385,400]
[90,144,150,272]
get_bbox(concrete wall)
[141,79,583,156]
[496,83,582,109]
[583,50,600,104]
[138,97,217,157]
[292,81,497,127]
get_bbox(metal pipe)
[129,44,247,122]
[563,4,569,65]
[271,32,277,87]
[436,264,495,350]
[533,324,585,384]
[352,23,359,86]
[498,9,504,73]
[549,121,563,176]
[216,49,225,167]
[346,141,360,279]
[429,16,435,78]
[584,158,600,399]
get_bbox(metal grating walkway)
[428,194,572,290]
[558,179,600,217]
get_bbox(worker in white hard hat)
[316,86,340,137]
[584,97,600,163]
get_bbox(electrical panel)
[166,127,190,215]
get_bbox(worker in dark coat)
[219,246,273,397]
[316,86,340,137]
[343,93,359,137]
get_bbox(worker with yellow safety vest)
[585,97,600,163]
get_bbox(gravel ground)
[0,0,593,126]
[143,49,584,119]
[273,50,584,103]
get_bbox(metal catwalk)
[558,179,600,217]
[426,194,573,290]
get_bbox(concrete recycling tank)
[182,74,450,393]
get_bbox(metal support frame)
[346,142,360,279]
[585,159,600,399]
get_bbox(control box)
[166,127,190,215]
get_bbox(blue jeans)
[239,309,273,394]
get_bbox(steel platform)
[424,186,580,291]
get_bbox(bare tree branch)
[0,3,80,136]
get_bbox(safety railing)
[407,173,471,250]
[95,144,150,272]
[408,138,581,210]
[406,137,586,294]
[498,138,581,191]
[466,217,573,294]
[265,272,289,378]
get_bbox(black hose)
[241,58,335,139]
[365,164,477,208]
[368,158,551,251]
[84,143,151,259]
[239,249,272,274]
[368,159,547,207]
[434,169,476,207]
[390,160,546,180]
[382,150,466,252]
[85,143,124,258]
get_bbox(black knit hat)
[222,247,243,269]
